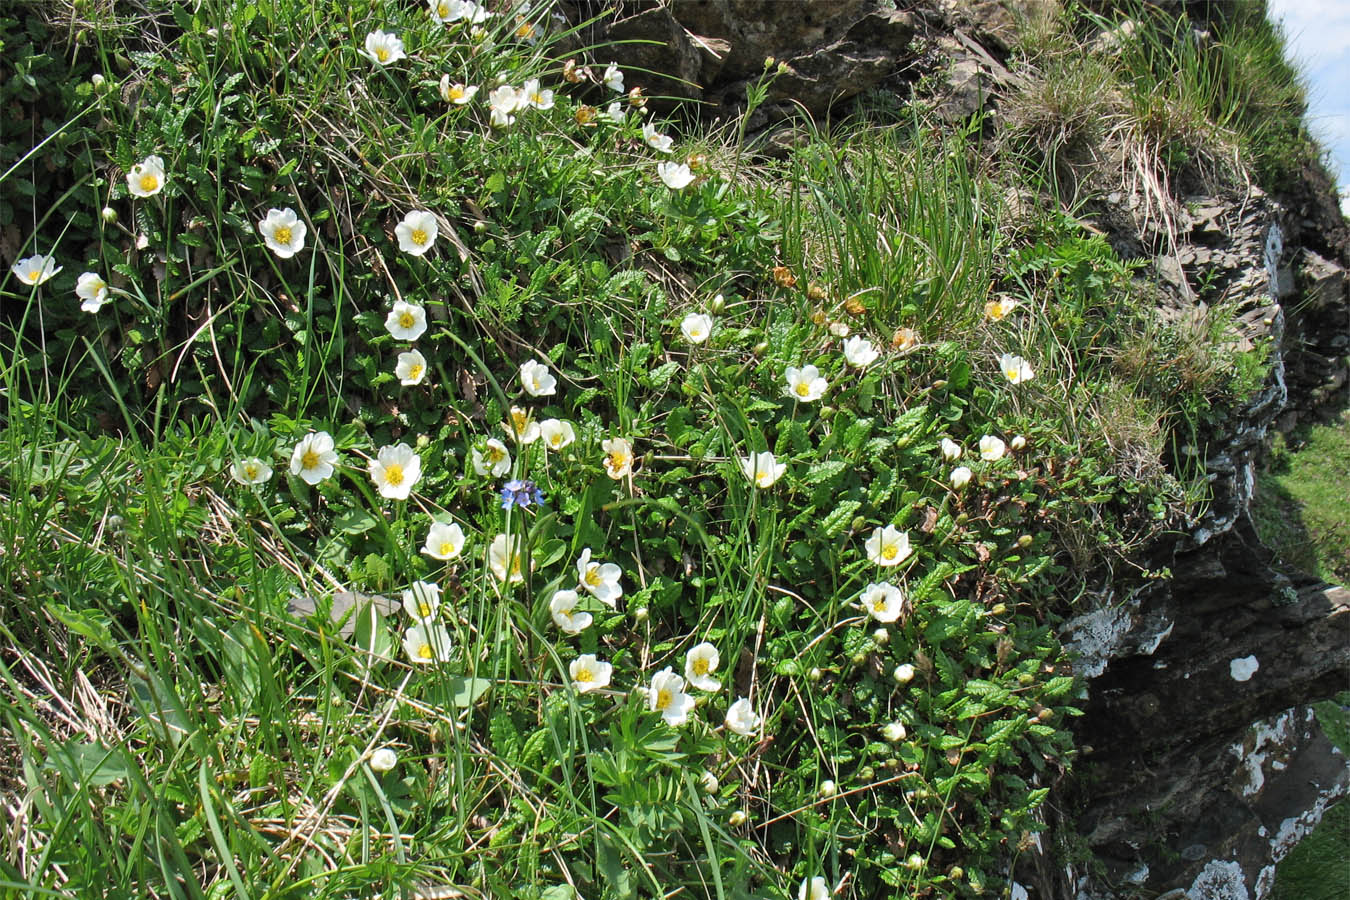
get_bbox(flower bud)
[416,434,430,449]
[1017,534,1033,548]
[473,220,488,233]
[764,56,776,69]
[91,73,106,89]
[807,667,823,682]
[101,206,117,224]
[950,466,972,488]
[872,628,889,646]
[633,606,649,622]
[368,747,398,773]
[753,341,769,356]
[1017,672,1035,685]
[850,651,868,665]
[882,721,907,742]
[709,293,725,314]
[700,770,719,794]
[893,663,915,684]
[728,810,748,827]
[991,603,1007,616]
[818,779,837,799]
[906,853,926,870]
[1010,435,1027,451]
[949,866,964,881]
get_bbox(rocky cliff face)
[564,2,1350,896]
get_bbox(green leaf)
[333,507,379,535]
[445,675,492,708]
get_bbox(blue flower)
[500,479,545,510]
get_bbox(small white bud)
[368,747,398,773]
[101,206,117,223]
[882,721,907,742]
[872,628,890,646]
[728,810,748,827]
[893,663,915,684]
[818,779,837,799]
[1010,435,1027,451]
[699,770,719,794]
[91,73,105,89]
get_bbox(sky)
[1265,0,1350,216]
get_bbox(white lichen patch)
[1062,599,1135,678]
[1230,655,1259,681]
[1188,858,1249,900]
[1231,708,1297,797]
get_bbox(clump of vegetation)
[1253,414,1350,586]
[0,0,1322,898]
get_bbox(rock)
[1298,248,1346,310]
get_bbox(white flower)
[603,63,624,93]
[550,589,592,634]
[520,359,557,396]
[428,0,459,23]
[576,547,622,607]
[521,78,554,110]
[126,155,167,198]
[439,76,479,104]
[422,521,466,561]
[1011,434,1027,451]
[395,210,438,256]
[403,622,453,663]
[539,419,576,451]
[290,431,338,485]
[940,437,962,461]
[488,85,523,127]
[603,100,625,123]
[680,312,713,344]
[257,207,306,258]
[368,747,399,772]
[396,349,428,385]
[741,450,786,489]
[860,582,906,623]
[231,457,273,485]
[488,533,525,583]
[362,30,405,66]
[829,321,851,338]
[784,365,827,402]
[648,667,694,726]
[385,300,428,341]
[471,438,511,477]
[799,877,829,900]
[369,442,422,500]
[950,466,972,488]
[979,435,1006,461]
[602,437,633,479]
[865,525,912,567]
[657,161,695,190]
[504,406,541,444]
[842,336,879,368]
[893,663,915,684]
[725,697,760,735]
[12,255,61,286]
[882,721,907,742]
[1000,352,1035,385]
[75,272,110,312]
[985,297,1018,321]
[401,580,442,621]
[700,770,719,794]
[684,641,721,692]
[642,123,674,153]
[570,653,613,693]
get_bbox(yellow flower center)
[439,541,455,557]
[411,228,428,246]
[438,2,450,14]
[608,452,626,469]
[244,464,259,480]
[692,658,709,676]
[301,449,320,469]
[795,381,811,397]
[273,225,292,245]
[384,463,405,486]
[509,555,522,577]
[516,23,535,39]
[584,566,602,587]
[408,364,424,381]
[656,688,672,710]
[1005,367,1019,380]
[449,85,465,100]
[575,666,593,683]
[418,602,432,617]
[882,544,899,561]
[26,271,39,283]
[488,445,505,462]
[139,173,159,193]
[399,312,415,329]
[550,434,563,448]
[511,410,529,430]
[418,643,433,659]
[530,91,543,103]
[376,47,390,62]
[874,597,888,612]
